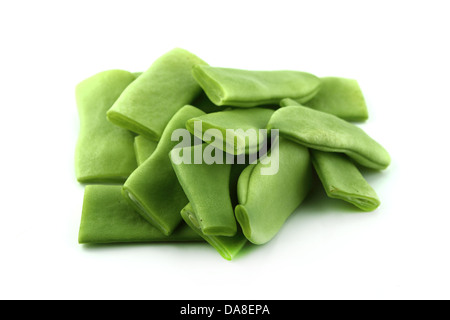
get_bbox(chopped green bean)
[78,185,202,244]
[304,77,369,122]
[122,105,205,236]
[235,137,312,244]
[107,48,207,141]
[186,108,274,155]
[181,203,247,261]
[192,65,321,107]
[267,105,391,170]
[75,70,137,183]
[170,144,237,236]
[311,150,380,211]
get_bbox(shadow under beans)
[233,182,368,261]
[80,240,207,252]
[233,242,261,260]
[298,168,370,214]
[359,165,391,180]
[298,184,363,215]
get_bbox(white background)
[0,0,449,300]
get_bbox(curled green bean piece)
[235,138,312,245]
[311,150,380,211]
[134,135,158,166]
[267,105,391,170]
[75,70,137,184]
[186,108,274,155]
[192,65,321,107]
[181,203,247,261]
[170,144,237,236]
[107,48,207,141]
[304,77,369,122]
[78,185,202,244]
[122,105,206,236]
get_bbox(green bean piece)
[281,77,368,122]
[107,48,207,141]
[122,105,206,236]
[279,97,303,107]
[75,70,137,184]
[181,203,248,261]
[134,135,158,166]
[303,77,369,122]
[192,65,321,107]
[170,144,237,236]
[311,150,380,211]
[78,185,202,244]
[267,105,391,170]
[186,108,274,155]
[235,138,312,245]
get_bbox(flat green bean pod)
[181,203,247,261]
[122,105,206,236]
[235,137,312,245]
[304,77,369,122]
[186,108,274,155]
[78,185,203,244]
[192,65,321,107]
[134,135,158,166]
[107,48,207,141]
[170,144,237,237]
[267,105,391,170]
[75,70,137,183]
[311,150,380,211]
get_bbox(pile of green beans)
[75,48,390,260]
